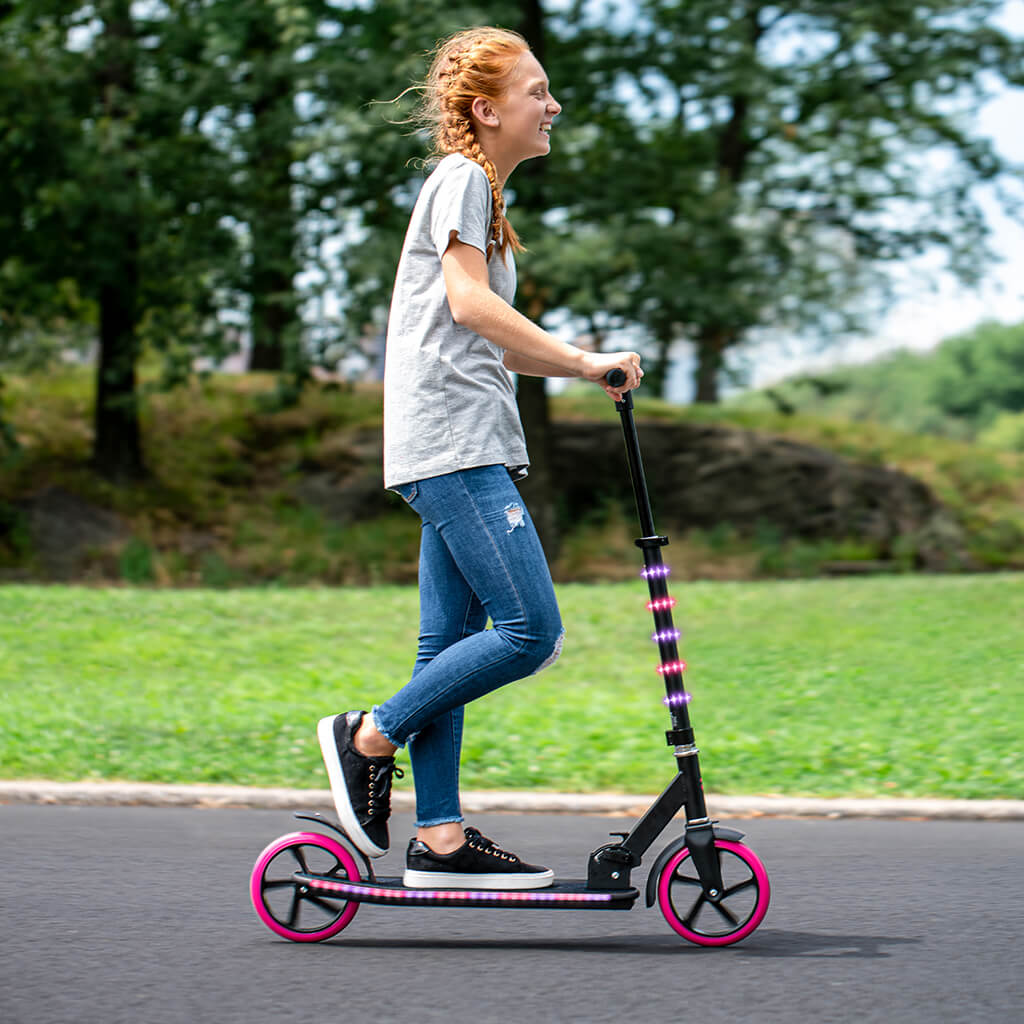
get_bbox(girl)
[318,26,642,890]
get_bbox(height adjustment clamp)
[666,728,694,747]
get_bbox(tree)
[194,0,319,374]
[0,1,239,478]
[931,320,1024,426]
[555,0,1024,401]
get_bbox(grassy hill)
[1,365,1023,584]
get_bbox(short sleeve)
[428,159,493,258]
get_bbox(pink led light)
[657,660,687,675]
[641,564,672,579]
[646,597,677,612]
[663,691,693,707]
[651,628,681,643]
[304,878,615,903]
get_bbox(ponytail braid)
[440,111,521,256]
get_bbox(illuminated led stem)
[662,690,693,708]
[641,564,672,580]
[651,628,681,643]
[656,660,687,675]
[646,596,677,612]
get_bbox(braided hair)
[419,28,528,257]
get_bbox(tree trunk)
[649,326,673,400]
[246,156,298,371]
[513,0,559,558]
[94,274,144,479]
[248,226,298,372]
[92,1,145,479]
[693,329,731,404]
[246,25,299,373]
[519,0,545,62]
[689,14,758,408]
[515,374,559,559]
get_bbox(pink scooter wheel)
[657,839,770,946]
[250,831,360,942]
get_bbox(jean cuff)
[414,814,465,829]
[371,706,406,750]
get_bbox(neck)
[474,129,517,186]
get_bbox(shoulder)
[425,154,491,200]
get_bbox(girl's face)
[481,52,561,177]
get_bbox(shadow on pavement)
[287,930,918,958]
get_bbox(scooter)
[249,370,771,947]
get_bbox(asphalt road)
[1,805,1021,1024]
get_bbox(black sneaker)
[403,827,554,890]
[317,711,403,858]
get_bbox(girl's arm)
[441,235,642,398]
[502,351,577,378]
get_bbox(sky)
[740,0,1024,390]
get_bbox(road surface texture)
[1,805,1020,1024]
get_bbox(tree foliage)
[931,319,1024,425]
[547,0,1024,400]
[1,0,1023,477]
[736,318,1024,442]
[0,1,240,476]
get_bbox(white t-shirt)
[383,154,528,490]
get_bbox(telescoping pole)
[608,373,710,824]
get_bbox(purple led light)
[651,628,681,643]
[662,691,693,708]
[657,660,687,676]
[304,877,615,903]
[641,564,672,579]
[646,596,677,612]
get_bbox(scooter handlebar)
[605,368,627,388]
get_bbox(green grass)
[2,575,1021,799]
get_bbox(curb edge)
[2,781,1022,820]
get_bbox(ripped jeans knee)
[531,627,565,675]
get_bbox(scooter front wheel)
[656,839,770,946]
[250,831,360,942]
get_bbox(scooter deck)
[295,873,640,910]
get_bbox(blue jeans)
[374,465,564,827]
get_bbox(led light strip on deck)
[301,877,617,903]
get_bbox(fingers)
[583,350,644,398]
[618,352,643,393]
[602,354,643,400]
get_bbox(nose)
[548,93,561,116]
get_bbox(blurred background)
[2,0,1023,584]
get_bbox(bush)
[979,411,1024,452]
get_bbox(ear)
[470,96,500,129]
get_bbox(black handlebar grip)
[606,368,627,388]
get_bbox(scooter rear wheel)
[250,831,360,942]
[656,838,770,946]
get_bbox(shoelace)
[463,826,520,863]
[366,761,404,820]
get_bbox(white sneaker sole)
[402,868,555,890]
[317,715,387,859]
